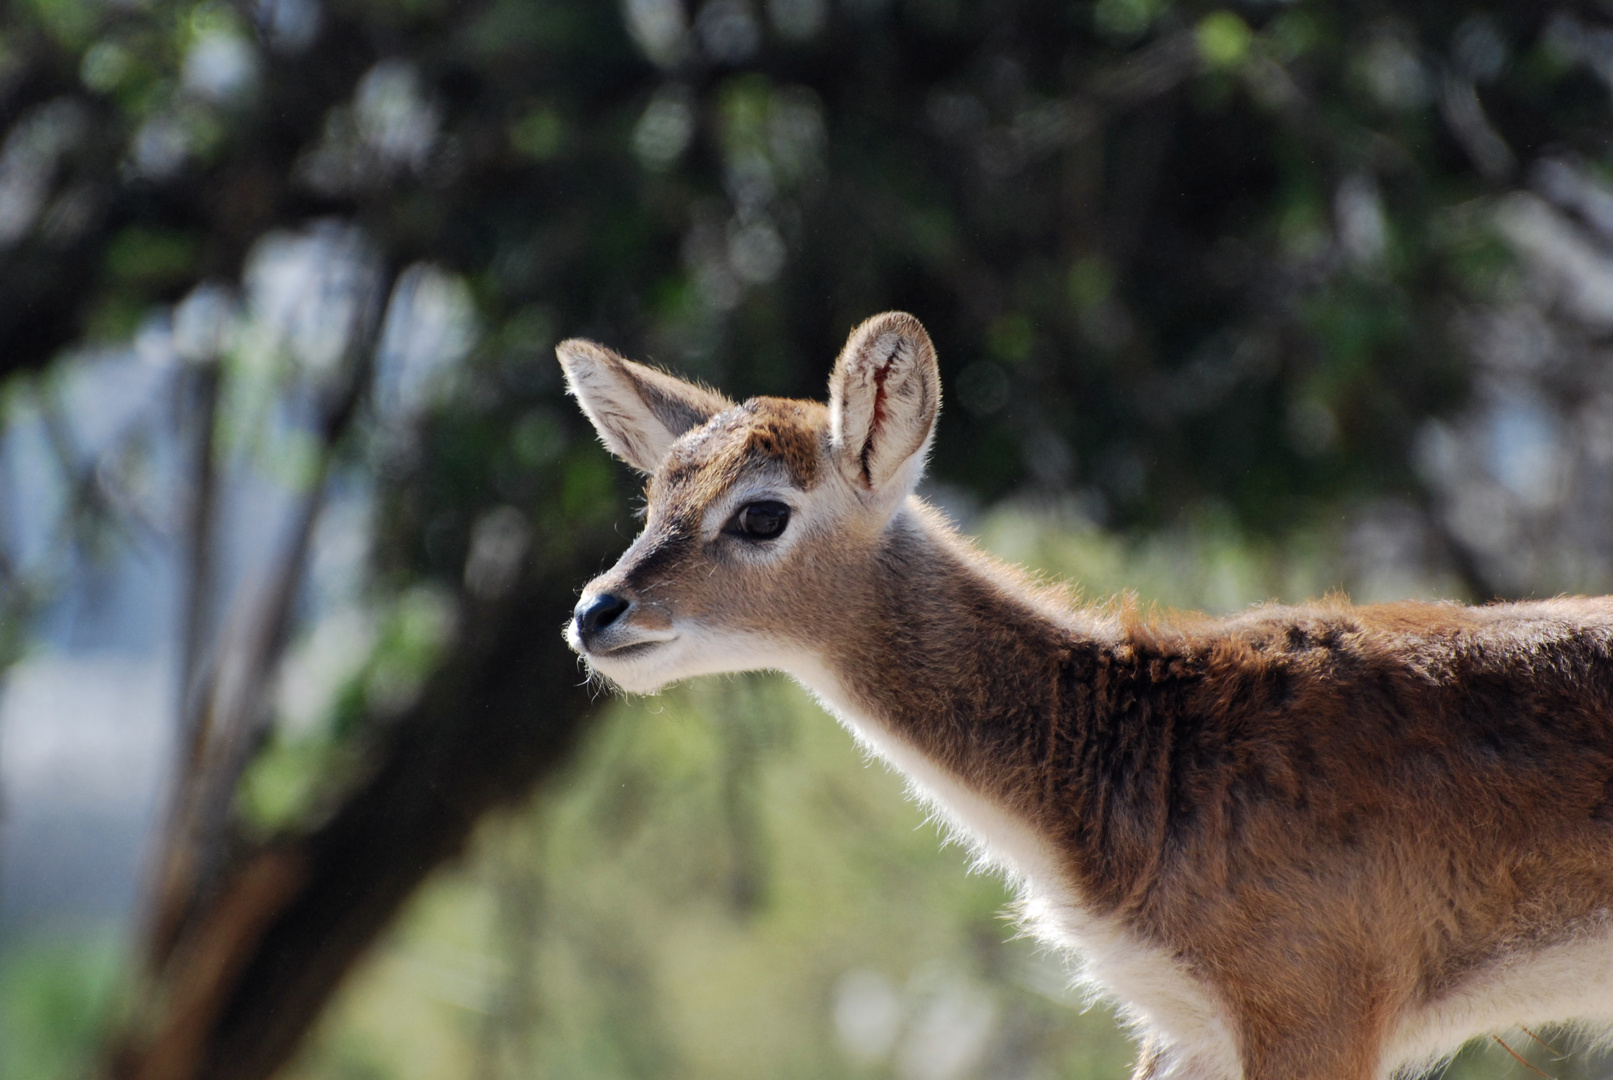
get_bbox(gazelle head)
[559,312,940,693]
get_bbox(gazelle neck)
[781,499,1105,818]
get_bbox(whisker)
[1493,1035,1553,1080]
[1519,1029,1560,1057]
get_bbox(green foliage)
[509,105,566,162]
[1196,12,1253,71]
[0,926,126,1080]
[7,0,1602,542]
[239,729,343,831]
[1094,0,1165,41]
[239,584,460,833]
[104,227,200,289]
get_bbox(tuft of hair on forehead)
[736,397,824,485]
[652,397,826,505]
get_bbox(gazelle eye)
[725,500,791,540]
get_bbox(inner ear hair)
[557,339,733,472]
[828,312,941,493]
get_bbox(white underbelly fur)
[1386,922,1613,1076]
[789,666,1613,1080]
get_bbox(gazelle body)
[559,312,1613,1080]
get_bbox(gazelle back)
[560,312,1613,1080]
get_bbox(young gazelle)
[559,312,1613,1080]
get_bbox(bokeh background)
[7,0,1613,1077]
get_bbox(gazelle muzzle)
[572,592,631,650]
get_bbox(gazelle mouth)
[592,637,676,659]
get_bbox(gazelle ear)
[557,339,734,473]
[827,312,940,500]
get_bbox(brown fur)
[651,397,824,505]
[562,313,1613,1080]
[833,520,1613,1079]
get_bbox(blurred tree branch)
[146,259,397,970]
[106,548,607,1080]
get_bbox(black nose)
[575,593,631,641]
